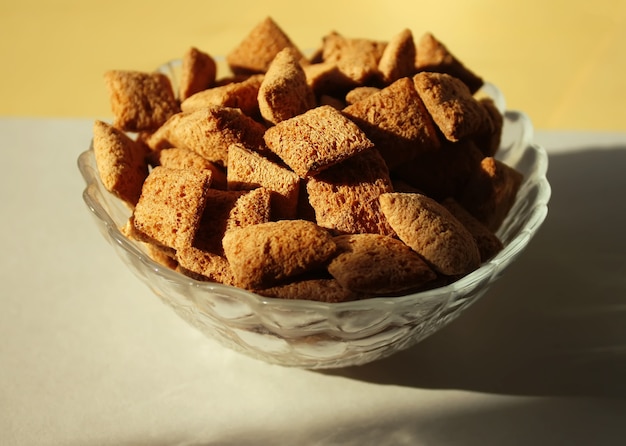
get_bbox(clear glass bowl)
[78,70,550,369]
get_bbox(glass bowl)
[78,67,550,369]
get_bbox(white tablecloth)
[2,117,625,445]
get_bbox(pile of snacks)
[93,17,523,302]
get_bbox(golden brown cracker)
[379,192,481,276]
[320,31,386,85]
[378,28,417,84]
[156,147,227,189]
[263,105,374,178]
[328,233,436,295]
[226,16,307,75]
[104,70,179,132]
[414,71,490,142]
[345,86,380,105]
[181,74,264,117]
[146,106,266,167]
[306,148,395,236]
[222,220,337,289]
[131,166,212,250]
[258,48,317,125]
[343,77,440,170]
[226,143,301,220]
[179,46,217,101]
[92,120,149,207]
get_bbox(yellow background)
[1,0,625,130]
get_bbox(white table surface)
[1,117,626,445]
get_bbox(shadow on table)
[324,146,626,398]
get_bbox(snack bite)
[94,17,524,303]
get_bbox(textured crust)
[441,197,503,262]
[263,105,374,178]
[181,74,264,117]
[303,61,360,97]
[146,106,267,167]
[222,220,337,289]
[226,144,301,220]
[179,46,217,101]
[176,248,235,285]
[413,71,489,142]
[258,48,317,125]
[197,188,271,253]
[226,16,307,75]
[95,20,514,300]
[377,28,417,84]
[131,166,212,250]
[415,32,483,94]
[104,70,179,132]
[306,148,395,236]
[174,188,271,284]
[379,192,481,276]
[155,147,227,189]
[320,31,386,85]
[345,86,380,104]
[256,278,362,303]
[458,157,524,231]
[328,234,436,295]
[343,77,441,170]
[92,120,149,207]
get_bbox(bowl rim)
[78,109,551,312]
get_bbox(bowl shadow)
[323,145,626,398]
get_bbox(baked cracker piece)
[320,31,386,85]
[457,157,524,232]
[176,251,235,285]
[303,61,360,98]
[104,70,180,132]
[328,233,436,295]
[414,72,490,143]
[121,220,178,266]
[183,187,272,255]
[175,188,271,284]
[131,166,212,250]
[256,277,362,303]
[155,147,227,190]
[146,106,267,167]
[181,74,264,117]
[345,86,380,105]
[306,147,395,236]
[379,192,481,276]
[227,143,300,220]
[258,48,317,125]
[179,46,217,101]
[391,139,484,201]
[226,17,307,75]
[377,28,417,85]
[441,197,504,262]
[263,105,373,178]
[343,77,441,170]
[415,32,483,94]
[222,220,337,289]
[92,120,149,207]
